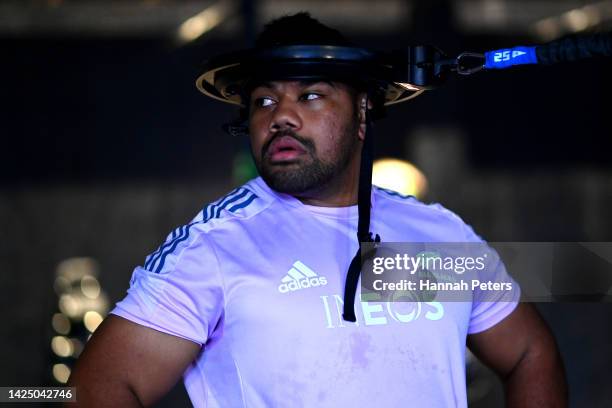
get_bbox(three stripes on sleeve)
[144,187,258,274]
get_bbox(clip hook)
[456,52,485,75]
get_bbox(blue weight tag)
[484,46,538,69]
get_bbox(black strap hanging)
[342,104,380,322]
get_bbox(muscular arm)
[467,303,568,408]
[68,315,201,407]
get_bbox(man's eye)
[301,93,322,101]
[254,97,275,107]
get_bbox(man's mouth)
[266,135,307,163]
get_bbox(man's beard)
[254,121,359,195]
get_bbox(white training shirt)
[112,177,520,408]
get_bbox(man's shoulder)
[187,178,276,234]
[373,186,479,241]
[374,186,460,221]
[142,180,273,274]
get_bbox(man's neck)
[292,159,360,207]
[295,187,357,207]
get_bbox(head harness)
[195,45,445,107]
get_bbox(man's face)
[248,80,363,195]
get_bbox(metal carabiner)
[455,52,486,75]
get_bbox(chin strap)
[342,103,380,322]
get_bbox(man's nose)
[270,99,302,131]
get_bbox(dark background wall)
[1,0,611,406]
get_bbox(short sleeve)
[111,230,224,346]
[462,225,521,335]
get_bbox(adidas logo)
[278,261,328,293]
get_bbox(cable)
[536,31,612,64]
[482,31,612,70]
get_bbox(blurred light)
[533,2,608,40]
[83,294,110,315]
[533,17,561,42]
[70,338,84,358]
[83,311,104,333]
[58,294,81,319]
[581,5,602,26]
[57,257,99,283]
[562,9,590,32]
[51,336,73,358]
[53,276,70,296]
[481,0,507,25]
[52,364,71,384]
[178,2,227,42]
[51,313,71,335]
[80,275,100,299]
[372,158,428,198]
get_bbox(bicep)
[69,314,201,406]
[467,302,555,378]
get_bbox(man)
[70,13,567,407]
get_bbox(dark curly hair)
[255,12,354,48]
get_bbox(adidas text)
[278,277,327,293]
